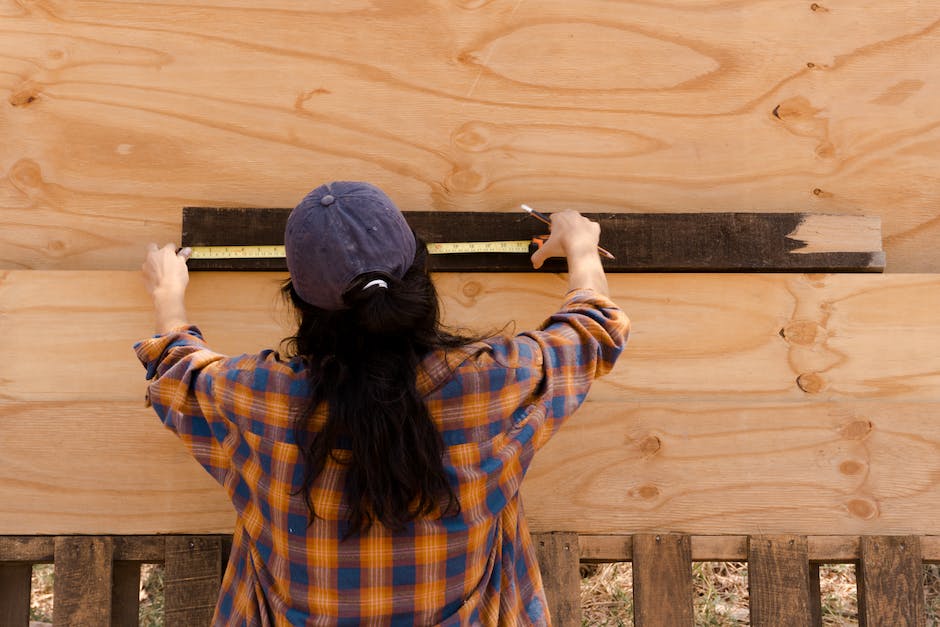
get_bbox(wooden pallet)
[0,535,229,627]
[2,534,930,626]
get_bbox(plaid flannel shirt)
[135,288,628,626]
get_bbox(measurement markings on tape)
[425,240,531,254]
[188,241,532,259]
[188,245,286,259]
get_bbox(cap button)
[320,194,335,206]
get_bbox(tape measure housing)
[189,240,532,259]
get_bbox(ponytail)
[282,242,476,536]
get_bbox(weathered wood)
[2,2,937,271]
[857,535,925,627]
[182,208,884,272]
[164,536,223,627]
[112,535,168,561]
[0,536,55,562]
[748,535,814,627]
[533,532,581,626]
[579,534,924,562]
[112,561,142,627]
[53,536,114,627]
[808,563,823,627]
[0,563,32,627]
[632,534,693,627]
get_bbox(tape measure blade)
[427,240,531,254]
[189,245,286,259]
[190,240,530,259]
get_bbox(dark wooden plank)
[632,534,693,627]
[53,536,114,627]
[182,207,884,273]
[0,563,32,626]
[858,535,925,627]
[112,561,141,627]
[0,536,54,562]
[164,535,222,627]
[808,562,823,627]
[112,535,166,562]
[533,532,581,626]
[748,535,814,627]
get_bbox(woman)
[136,181,628,626]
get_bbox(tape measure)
[188,240,533,260]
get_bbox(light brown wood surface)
[4,271,939,402]
[2,270,939,535]
[1,2,938,271]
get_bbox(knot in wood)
[839,460,866,476]
[453,122,491,152]
[446,167,486,193]
[637,434,662,456]
[846,498,879,520]
[839,419,873,440]
[780,320,823,345]
[9,82,41,107]
[461,280,483,299]
[796,372,827,394]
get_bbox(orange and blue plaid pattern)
[135,288,628,626]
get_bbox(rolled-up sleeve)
[134,326,233,484]
[480,288,629,453]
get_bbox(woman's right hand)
[530,210,601,270]
[530,210,609,295]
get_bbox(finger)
[178,247,192,260]
[146,242,158,253]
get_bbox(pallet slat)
[632,534,693,627]
[748,535,816,627]
[533,532,581,626]
[164,535,223,626]
[53,536,114,627]
[0,564,32,626]
[858,535,926,627]
[113,561,142,626]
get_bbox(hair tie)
[362,279,389,291]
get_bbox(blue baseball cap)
[285,181,417,310]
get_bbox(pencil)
[520,205,616,260]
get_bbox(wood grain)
[632,534,693,627]
[533,533,582,626]
[181,208,885,272]
[53,536,113,626]
[579,534,940,562]
[0,1,937,270]
[857,536,926,627]
[2,271,940,534]
[164,536,223,627]
[3,271,939,403]
[747,535,816,627]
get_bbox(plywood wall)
[2,0,938,270]
[2,271,939,535]
[1,1,939,537]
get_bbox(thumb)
[530,245,547,270]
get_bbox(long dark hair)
[281,240,478,536]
